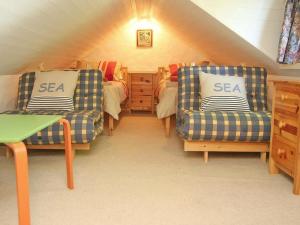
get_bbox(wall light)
[128,18,160,32]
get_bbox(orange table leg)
[60,119,74,189]
[6,142,30,225]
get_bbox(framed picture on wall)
[136,29,153,48]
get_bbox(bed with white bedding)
[103,80,128,135]
[155,79,178,136]
[78,60,129,135]
[156,80,178,119]
[104,81,128,120]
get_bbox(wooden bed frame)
[70,61,129,136]
[107,66,129,136]
[184,141,269,163]
[165,116,171,137]
[183,78,270,163]
[18,63,127,155]
[4,64,94,156]
[156,67,173,137]
[157,63,212,138]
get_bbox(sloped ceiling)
[0,0,132,74]
[190,0,285,61]
[151,0,279,72]
[0,0,280,74]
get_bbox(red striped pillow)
[169,63,185,81]
[98,61,121,81]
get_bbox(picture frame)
[136,29,153,48]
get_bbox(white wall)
[191,0,285,61]
[0,75,19,112]
[83,18,210,71]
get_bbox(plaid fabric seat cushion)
[7,69,104,145]
[176,66,271,142]
[178,66,268,112]
[4,110,103,144]
[176,110,271,141]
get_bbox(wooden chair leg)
[260,152,267,162]
[204,151,208,163]
[165,116,170,137]
[108,115,114,136]
[60,119,74,189]
[7,142,30,225]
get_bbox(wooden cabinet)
[129,71,156,113]
[269,81,300,194]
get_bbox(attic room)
[1,0,300,224]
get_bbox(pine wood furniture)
[108,67,129,136]
[0,114,74,225]
[177,66,271,163]
[128,71,156,113]
[269,81,300,195]
[156,67,172,136]
[71,61,129,136]
[4,70,104,153]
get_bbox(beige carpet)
[1,115,300,225]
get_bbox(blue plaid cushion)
[4,110,103,144]
[178,66,268,112]
[4,69,104,145]
[177,66,271,142]
[17,69,103,112]
[176,110,271,141]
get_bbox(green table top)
[0,114,62,143]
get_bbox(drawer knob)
[139,100,143,103]
[281,95,288,101]
[278,121,286,129]
[277,148,285,154]
[277,148,287,159]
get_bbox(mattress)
[156,80,178,119]
[103,80,128,120]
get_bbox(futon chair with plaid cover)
[176,66,271,162]
[4,69,103,149]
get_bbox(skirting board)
[184,141,269,152]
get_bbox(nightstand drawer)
[275,90,300,117]
[131,96,152,107]
[131,74,153,84]
[274,116,298,144]
[274,111,298,133]
[132,85,152,96]
[272,135,295,173]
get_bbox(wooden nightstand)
[269,81,300,194]
[128,71,156,113]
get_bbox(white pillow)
[200,72,250,112]
[27,70,79,111]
